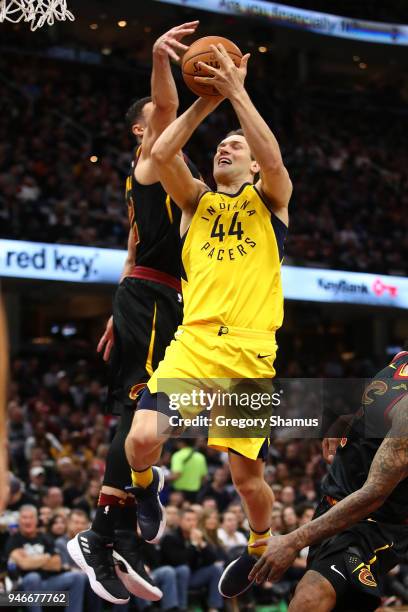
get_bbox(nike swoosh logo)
[257,354,272,359]
[331,565,346,580]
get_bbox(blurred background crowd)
[0,52,407,275]
[1,0,408,609]
[2,352,408,610]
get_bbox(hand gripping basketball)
[194,43,250,100]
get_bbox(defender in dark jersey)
[67,21,200,605]
[248,350,408,611]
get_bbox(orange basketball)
[182,36,242,98]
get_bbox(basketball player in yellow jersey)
[125,44,292,597]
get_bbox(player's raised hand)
[153,21,200,62]
[97,315,114,362]
[195,43,250,99]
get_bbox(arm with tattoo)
[249,395,408,583]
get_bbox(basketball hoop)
[0,0,74,30]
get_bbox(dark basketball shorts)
[107,277,183,414]
[307,497,407,611]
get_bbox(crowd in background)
[0,52,407,276]
[2,351,408,609]
[1,27,408,610]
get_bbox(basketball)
[182,36,243,98]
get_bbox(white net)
[0,0,74,30]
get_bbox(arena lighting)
[117,20,127,28]
[153,0,408,46]
[353,55,360,61]
[89,23,98,30]
[101,47,112,56]
[258,46,268,53]
[90,155,98,163]
[359,62,368,69]
[144,26,152,33]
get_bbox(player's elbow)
[151,140,171,166]
[152,97,178,114]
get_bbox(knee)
[22,572,42,588]
[159,566,176,579]
[232,473,262,500]
[290,580,334,612]
[211,563,223,579]
[176,564,191,579]
[125,427,158,455]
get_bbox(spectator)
[160,509,224,612]
[226,502,249,537]
[6,475,37,514]
[136,541,187,612]
[198,509,227,564]
[281,485,296,507]
[217,511,248,550]
[26,467,47,505]
[4,505,87,612]
[55,457,85,507]
[282,506,298,534]
[271,506,284,534]
[55,509,90,567]
[38,506,53,532]
[163,505,180,532]
[197,467,233,512]
[169,440,208,503]
[42,487,65,513]
[48,514,68,541]
[72,478,100,519]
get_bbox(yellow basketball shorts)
[146,323,278,460]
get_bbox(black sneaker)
[126,466,166,543]
[67,529,129,604]
[218,552,258,598]
[113,530,162,601]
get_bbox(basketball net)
[0,0,74,30]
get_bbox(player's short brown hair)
[125,96,152,132]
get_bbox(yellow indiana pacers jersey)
[181,183,287,332]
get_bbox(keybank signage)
[282,267,407,309]
[1,239,407,309]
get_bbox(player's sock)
[131,466,153,488]
[92,493,130,539]
[247,526,272,556]
[115,498,137,532]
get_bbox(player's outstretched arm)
[151,97,221,212]
[196,44,292,222]
[248,394,408,584]
[141,21,199,158]
[96,229,136,361]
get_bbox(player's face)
[132,102,154,141]
[142,101,154,126]
[213,135,258,184]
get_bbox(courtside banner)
[0,239,126,284]
[154,0,408,46]
[282,266,408,309]
[1,240,407,308]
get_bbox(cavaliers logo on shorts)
[129,382,147,400]
[358,567,377,588]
